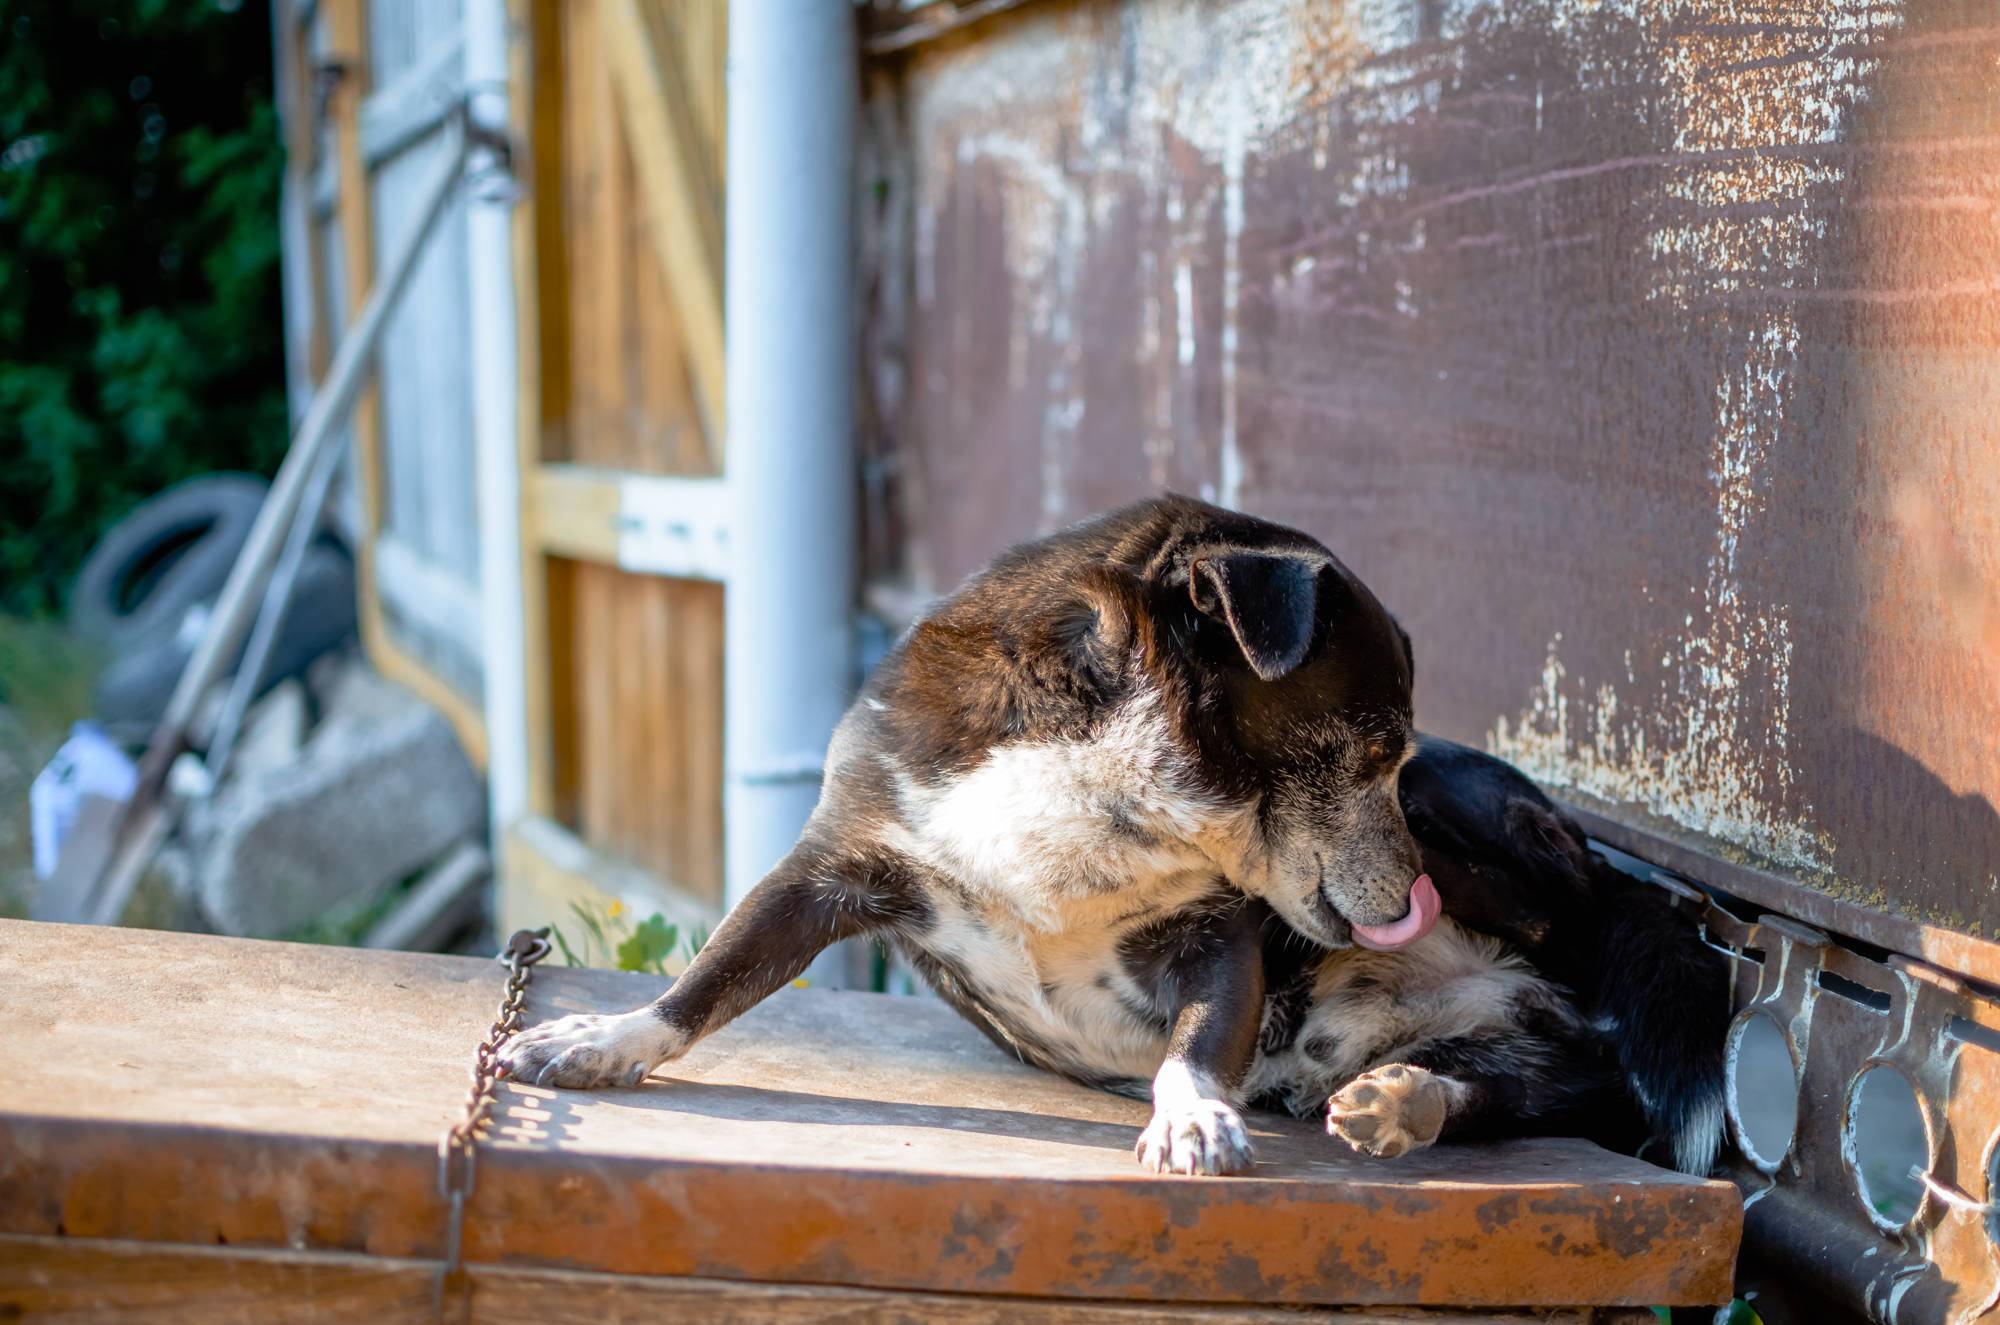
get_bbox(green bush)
[0,0,286,617]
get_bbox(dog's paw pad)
[1135,1100,1255,1176]
[496,1011,664,1090]
[1326,1063,1453,1159]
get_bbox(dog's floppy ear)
[1189,550,1325,681]
[1501,798,1593,899]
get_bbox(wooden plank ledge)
[0,921,1741,1309]
[0,1234,1635,1325]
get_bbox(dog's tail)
[1590,872,1730,1174]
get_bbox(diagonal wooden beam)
[599,0,728,457]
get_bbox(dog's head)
[1152,506,1432,950]
[880,497,1434,949]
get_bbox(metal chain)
[435,926,551,1324]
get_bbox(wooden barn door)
[522,0,729,917]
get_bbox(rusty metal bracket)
[1693,900,2000,1325]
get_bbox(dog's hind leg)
[1326,1030,1637,1159]
[499,836,934,1089]
[1325,1063,1463,1157]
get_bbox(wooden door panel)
[524,0,729,915]
[556,0,713,476]
[564,559,724,903]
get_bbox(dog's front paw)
[1135,1101,1255,1176]
[497,1009,679,1089]
[1326,1063,1457,1158]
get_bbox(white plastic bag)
[29,722,138,879]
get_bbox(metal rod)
[148,116,470,784]
[723,0,858,930]
[201,428,346,786]
[86,115,473,928]
[467,0,530,838]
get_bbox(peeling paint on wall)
[1491,0,1894,875]
[906,0,1375,524]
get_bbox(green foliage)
[550,896,708,976]
[0,1,287,616]
[617,913,679,973]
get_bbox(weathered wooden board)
[521,0,729,916]
[566,560,725,901]
[549,0,715,476]
[0,1234,1616,1324]
[0,921,1740,1307]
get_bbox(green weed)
[549,895,707,976]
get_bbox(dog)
[500,496,1726,1175]
[1389,735,1729,1172]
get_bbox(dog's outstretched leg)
[1326,1064,1464,1158]
[1327,1029,1632,1159]
[1133,897,1265,1177]
[499,836,930,1089]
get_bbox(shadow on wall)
[1828,728,2000,937]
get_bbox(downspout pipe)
[467,0,530,837]
[723,1,858,916]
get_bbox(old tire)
[69,474,269,651]
[93,539,358,739]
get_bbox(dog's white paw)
[1326,1062,1456,1159]
[1135,1100,1255,1176]
[497,1009,681,1089]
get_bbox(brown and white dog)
[500,497,1726,1176]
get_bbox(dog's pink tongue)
[1350,874,1441,951]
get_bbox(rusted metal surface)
[870,0,2000,954]
[0,921,1740,1307]
[1577,806,2000,995]
[1654,879,2000,1325]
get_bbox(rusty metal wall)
[866,0,2000,964]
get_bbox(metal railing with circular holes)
[1677,888,2000,1325]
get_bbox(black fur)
[1401,734,1730,1169]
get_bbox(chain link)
[435,926,551,1324]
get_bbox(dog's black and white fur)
[501,497,1727,1175]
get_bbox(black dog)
[1390,736,1729,1172]
[501,497,1726,1175]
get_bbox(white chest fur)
[875,687,1254,1080]
[883,687,1247,924]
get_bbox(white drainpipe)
[466,0,529,836]
[723,0,858,922]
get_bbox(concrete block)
[194,663,485,938]
[231,678,306,780]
